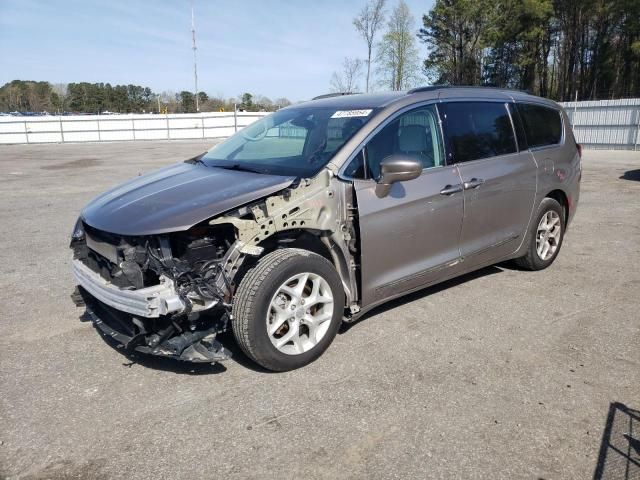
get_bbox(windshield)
[201,106,376,177]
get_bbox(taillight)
[576,143,582,180]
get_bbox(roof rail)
[407,85,447,94]
[312,92,361,100]
[408,85,532,95]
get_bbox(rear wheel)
[515,197,565,270]
[232,248,344,371]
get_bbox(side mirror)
[375,155,423,198]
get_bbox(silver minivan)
[71,87,581,371]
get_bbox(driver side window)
[346,105,444,179]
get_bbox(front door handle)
[440,184,463,195]
[463,178,484,190]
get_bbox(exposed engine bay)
[71,169,359,363]
[73,222,235,309]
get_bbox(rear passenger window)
[516,103,562,148]
[440,102,516,163]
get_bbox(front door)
[439,101,537,267]
[350,104,465,307]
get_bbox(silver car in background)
[71,86,581,371]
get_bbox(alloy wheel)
[536,210,562,261]
[266,272,334,355]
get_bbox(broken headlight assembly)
[70,217,85,244]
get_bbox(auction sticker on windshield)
[331,109,373,118]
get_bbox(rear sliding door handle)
[463,178,485,190]
[440,184,463,195]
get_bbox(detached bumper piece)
[72,259,186,318]
[74,287,232,364]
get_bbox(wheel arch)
[239,229,354,309]
[544,189,570,227]
[258,229,333,262]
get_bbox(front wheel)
[231,248,344,371]
[514,197,565,270]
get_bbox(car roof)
[292,87,559,111]
[292,92,406,109]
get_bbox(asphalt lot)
[0,140,638,479]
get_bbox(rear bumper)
[72,259,185,318]
[568,176,580,228]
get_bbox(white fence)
[0,111,268,145]
[560,98,640,150]
[2,99,640,149]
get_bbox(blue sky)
[0,0,434,101]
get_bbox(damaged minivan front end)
[71,166,358,364]
[70,216,238,362]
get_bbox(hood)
[81,162,295,236]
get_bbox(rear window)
[516,103,563,148]
[439,102,517,163]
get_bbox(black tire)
[231,248,344,372]
[514,197,565,271]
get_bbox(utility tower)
[191,2,199,112]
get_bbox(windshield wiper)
[185,152,207,165]
[210,163,264,174]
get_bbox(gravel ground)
[0,141,638,480]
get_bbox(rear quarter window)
[516,103,563,148]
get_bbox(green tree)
[142,87,153,105]
[482,0,553,94]
[377,0,420,90]
[418,0,640,100]
[66,83,83,111]
[127,85,144,112]
[240,92,253,110]
[197,91,209,105]
[178,91,195,112]
[0,80,59,112]
[353,0,387,92]
[113,85,128,112]
[418,0,494,85]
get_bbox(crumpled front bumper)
[72,259,185,318]
[73,287,232,363]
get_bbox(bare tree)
[353,0,386,92]
[377,0,420,90]
[253,95,273,111]
[274,97,292,108]
[330,57,364,93]
[51,83,68,113]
